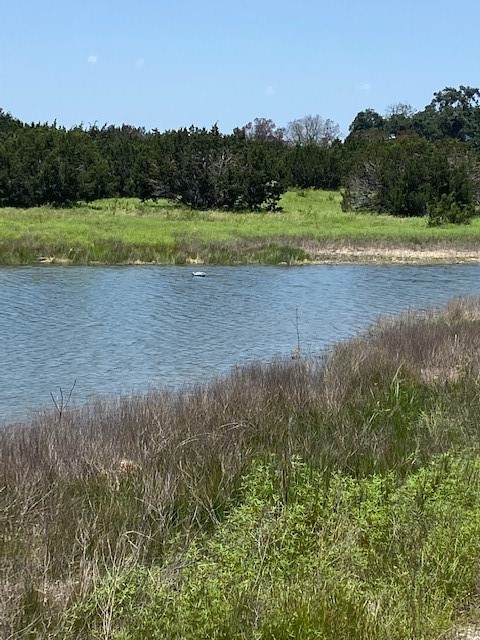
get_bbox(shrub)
[427,193,475,226]
[342,137,478,221]
[60,455,480,639]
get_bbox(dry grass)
[3,297,480,637]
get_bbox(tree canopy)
[0,112,342,209]
[1,86,479,224]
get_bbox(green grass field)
[1,190,480,265]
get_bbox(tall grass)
[1,190,480,265]
[3,297,480,637]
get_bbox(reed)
[3,297,480,637]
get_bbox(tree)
[0,109,22,137]
[286,144,342,190]
[385,102,416,118]
[429,86,480,111]
[349,109,384,133]
[236,118,285,142]
[413,86,480,144]
[384,103,416,136]
[155,127,287,211]
[342,136,478,222]
[286,114,340,146]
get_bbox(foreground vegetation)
[3,297,480,638]
[2,189,480,266]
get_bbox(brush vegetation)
[1,190,480,266]
[3,297,480,638]
[2,86,480,231]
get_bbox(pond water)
[2,264,480,422]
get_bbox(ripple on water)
[1,264,480,422]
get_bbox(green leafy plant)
[427,193,475,226]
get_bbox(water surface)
[1,264,480,422]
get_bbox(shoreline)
[4,298,480,637]
[33,243,480,266]
[3,191,480,267]
[307,244,480,265]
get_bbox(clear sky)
[2,0,479,137]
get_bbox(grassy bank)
[3,298,480,638]
[1,190,480,265]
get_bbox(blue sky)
[2,0,479,137]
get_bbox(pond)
[2,264,480,422]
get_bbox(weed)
[3,297,480,637]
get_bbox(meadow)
[3,297,480,638]
[1,190,480,265]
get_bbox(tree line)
[0,112,342,211]
[1,85,480,222]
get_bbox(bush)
[342,137,478,221]
[427,193,475,226]
[61,454,480,639]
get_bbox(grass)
[3,297,480,637]
[1,190,480,265]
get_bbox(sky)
[2,0,480,137]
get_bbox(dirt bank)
[307,244,480,265]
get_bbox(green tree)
[286,143,342,190]
[414,86,480,144]
[342,136,477,222]
[384,103,416,136]
[349,109,385,133]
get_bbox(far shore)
[306,243,480,265]
[34,242,480,267]
[2,190,480,266]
